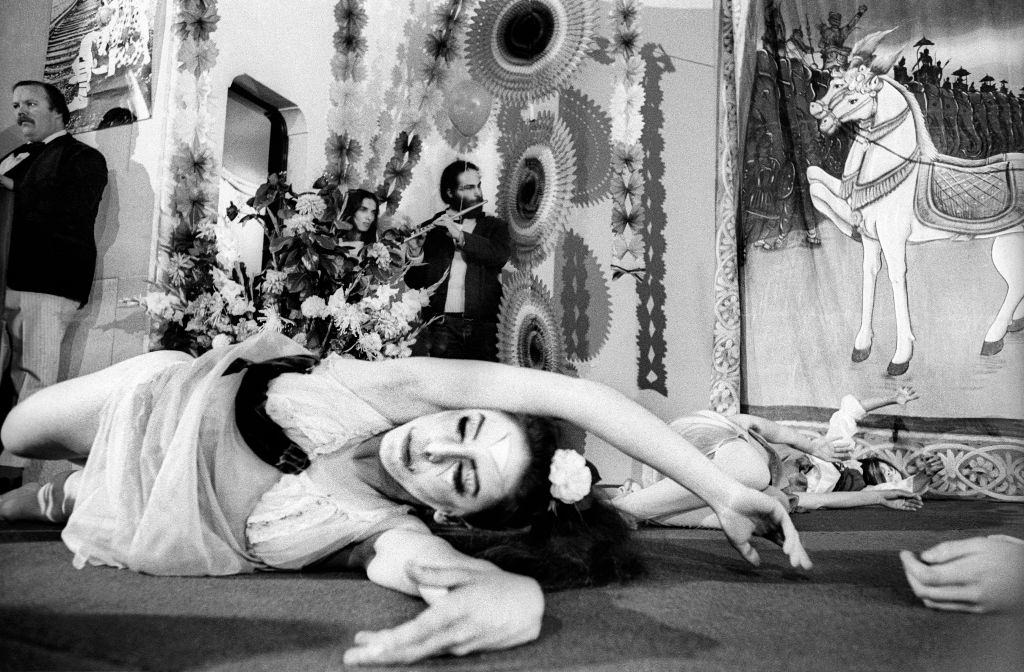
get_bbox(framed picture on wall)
[44,0,157,133]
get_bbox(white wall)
[209,0,335,191]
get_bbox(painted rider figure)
[818,5,867,71]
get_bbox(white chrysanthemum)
[332,302,366,334]
[227,296,252,316]
[258,306,286,333]
[283,215,317,236]
[357,332,384,358]
[143,291,181,321]
[374,284,399,303]
[262,269,287,294]
[383,340,412,359]
[300,295,328,318]
[548,449,592,504]
[295,194,327,219]
[401,288,432,309]
[211,333,233,349]
[218,278,244,301]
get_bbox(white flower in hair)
[548,449,592,505]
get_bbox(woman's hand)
[876,489,923,511]
[343,559,544,666]
[714,485,813,570]
[896,386,919,405]
[900,536,1024,613]
[808,436,855,461]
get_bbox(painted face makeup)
[378,409,530,516]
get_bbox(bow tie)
[1,143,41,175]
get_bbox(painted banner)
[737,0,1024,499]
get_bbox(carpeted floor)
[1,500,1022,672]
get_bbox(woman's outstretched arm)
[358,358,812,570]
[341,525,543,666]
[733,414,855,462]
[795,489,922,511]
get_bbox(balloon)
[447,79,493,137]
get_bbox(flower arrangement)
[608,0,647,280]
[143,172,435,360]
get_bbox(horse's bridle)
[818,83,878,131]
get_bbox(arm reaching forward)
[343,526,543,665]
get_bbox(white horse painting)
[806,30,1024,376]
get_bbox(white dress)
[62,331,417,576]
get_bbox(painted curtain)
[733,0,1024,500]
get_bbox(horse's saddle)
[914,152,1024,235]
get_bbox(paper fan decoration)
[465,0,599,102]
[497,271,567,373]
[497,113,577,269]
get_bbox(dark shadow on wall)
[61,119,153,378]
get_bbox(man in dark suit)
[0,80,107,485]
[405,160,509,361]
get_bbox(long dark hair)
[339,188,379,244]
[439,415,645,591]
[861,456,905,487]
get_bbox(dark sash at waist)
[223,353,320,474]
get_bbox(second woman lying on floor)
[612,388,944,528]
[0,330,811,666]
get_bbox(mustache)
[17,115,32,124]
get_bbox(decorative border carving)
[711,0,742,413]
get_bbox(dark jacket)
[404,210,510,322]
[4,133,107,306]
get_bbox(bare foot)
[0,482,48,522]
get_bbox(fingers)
[778,515,813,570]
[344,611,462,666]
[732,539,761,567]
[899,550,970,589]
[921,598,985,613]
[919,538,982,564]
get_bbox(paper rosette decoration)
[465,0,599,102]
[497,113,577,269]
[498,271,567,373]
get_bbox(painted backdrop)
[736,0,1024,500]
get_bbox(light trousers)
[0,289,79,468]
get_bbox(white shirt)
[443,217,477,313]
[1,130,67,175]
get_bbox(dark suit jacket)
[3,133,107,307]
[404,210,510,322]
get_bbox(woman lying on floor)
[612,388,943,528]
[0,331,811,666]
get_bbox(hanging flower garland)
[607,0,647,279]
[323,0,373,190]
[145,0,230,352]
[375,0,475,212]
